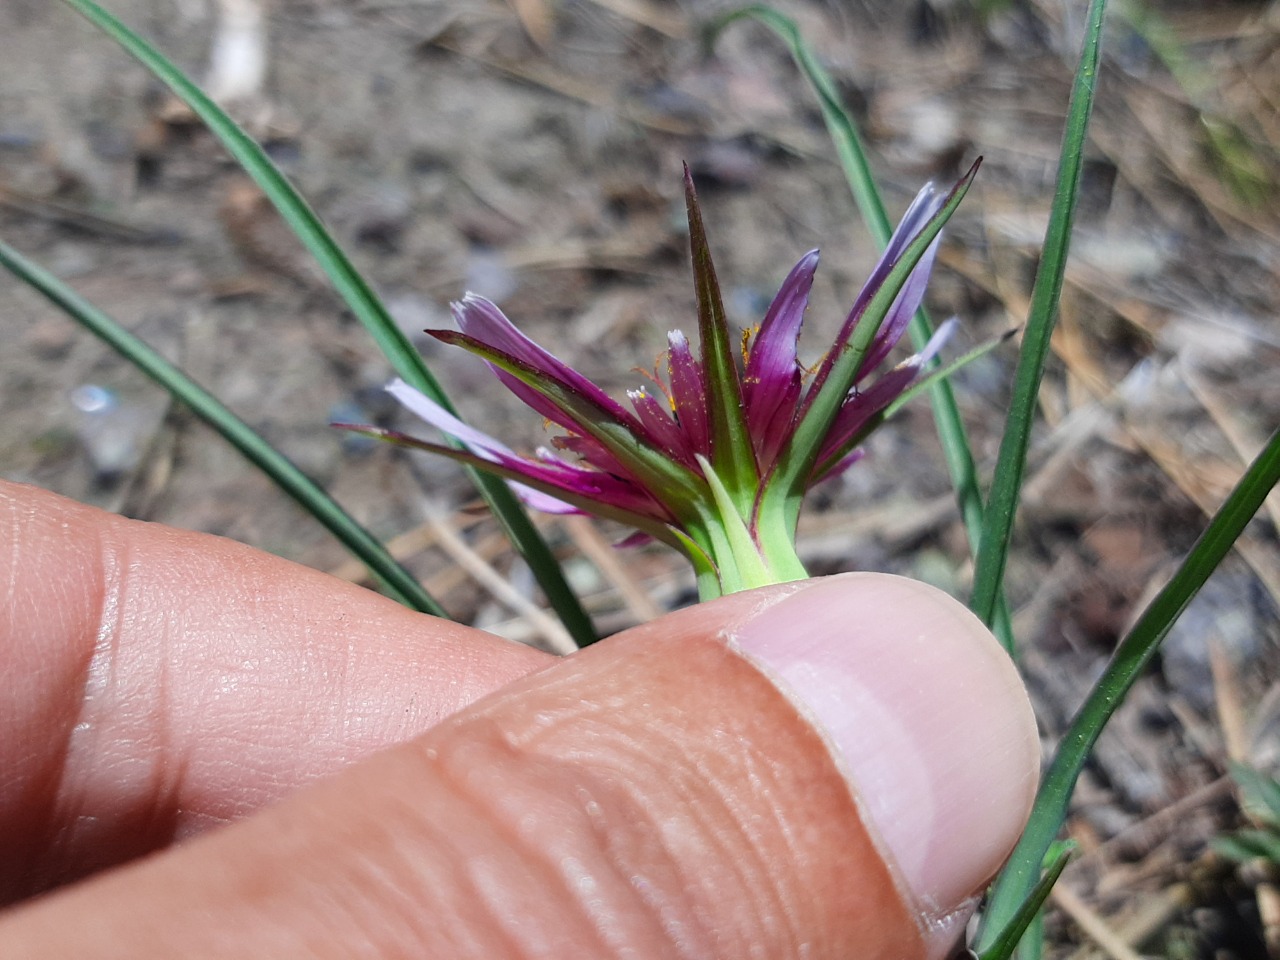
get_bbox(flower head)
[346,162,979,599]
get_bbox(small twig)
[581,0,688,38]
[560,515,663,624]
[1182,360,1280,535]
[327,511,490,585]
[430,36,697,135]
[1052,882,1148,960]
[424,507,577,654]
[0,183,179,243]
[1209,633,1250,764]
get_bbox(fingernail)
[733,574,1039,957]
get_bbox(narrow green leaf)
[59,0,597,646]
[683,167,758,505]
[969,0,1109,630]
[978,842,1074,960]
[977,427,1280,948]
[708,6,1013,650]
[1212,830,1280,865]
[0,238,445,617]
[1229,762,1280,825]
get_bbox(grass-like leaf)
[0,238,445,617]
[968,0,1109,629]
[707,6,1014,650]
[1229,761,1280,824]
[978,841,1074,960]
[977,426,1280,950]
[59,0,597,647]
[1214,829,1280,864]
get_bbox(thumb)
[0,573,1038,960]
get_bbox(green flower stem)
[978,842,1075,960]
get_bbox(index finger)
[0,480,550,902]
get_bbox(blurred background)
[2,0,1280,954]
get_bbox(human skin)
[0,479,1039,958]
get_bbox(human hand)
[0,479,1038,959]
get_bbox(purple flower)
[343,162,978,598]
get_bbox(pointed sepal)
[684,165,760,504]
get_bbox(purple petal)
[386,379,578,513]
[530,449,676,521]
[444,295,680,459]
[813,365,920,471]
[553,433,640,480]
[810,320,957,482]
[817,448,866,481]
[451,294,633,424]
[453,295,627,414]
[742,251,817,463]
[629,387,695,465]
[858,235,939,377]
[665,330,711,458]
[825,182,947,370]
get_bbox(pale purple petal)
[453,294,632,423]
[858,235,939,376]
[916,316,959,365]
[629,387,695,465]
[388,379,517,461]
[817,448,865,481]
[742,251,817,461]
[665,330,710,457]
[387,379,580,512]
[824,182,948,372]
[509,484,583,514]
[883,182,945,263]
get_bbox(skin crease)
[0,479,1034,958]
